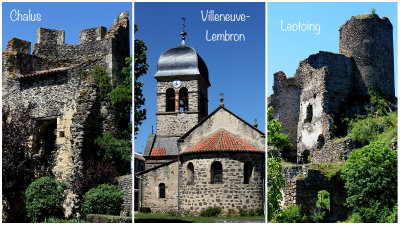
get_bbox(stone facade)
[2,11,130,218]
[138,160,179,212]
[282,166,347,221]
[179,152,264,215]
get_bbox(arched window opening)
[179,87,189,111]
[315,190,331,222]
[301,150,311,164]
[304,104,313,123]
[166,88,175,112]
[317,134,325,149]
[244,162,253,184]
[210,161,223,184]
[159,183,165,198]
[187,162,194,185]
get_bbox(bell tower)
[154,20,210,136]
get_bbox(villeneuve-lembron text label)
[202,10,249,42]
[281,20,320,35]
[10,9,41,22]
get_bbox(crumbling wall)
[117,175,132,217]
[282,166,348,221]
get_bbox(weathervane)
[181,17,187,40]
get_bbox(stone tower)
[154,36,210,136]
[339,14,394,98]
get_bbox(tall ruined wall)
[139,161,179,212]
[118,175,132,217]
[339,14,394,98]
[268,71,300,160]
[282,166,348,221]
[296,52,353,163]
[179,152,264,215]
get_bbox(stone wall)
[339,14,394,98]
[179,152,264,215]
[139,161,179,212]
[282,165,348,221]
[311,138,357,163]
[118,175,132,217]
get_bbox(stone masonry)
[2,11,130,218]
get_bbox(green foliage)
[139,207,151,213]
[317,190,330,213]
[239,208,247,217]
[95,132,131,174]
[308,162,345,179]
[311,207,325,223]
[347,112,397,146]
[134,25,149,137]
[108,56,132,139]
[267,107,292,152]
[167,210,178,217]
[371,8,376,15]
[25,177,67,222]
[90,65,110,99]
[341,141,397,222]
[86,214,132,223]
[199,206,222,217]
[368,84,390,116]
[82,184,124,216]
[247,209,256,217]
[267,151,285,221]
[183,210,192,217]
[272,204,306,223]
[42,217,86,223]
[306,155,311,163]
[256,208,264,216]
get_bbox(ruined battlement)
[37,28,65,45]
[79,26,107,44]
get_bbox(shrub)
[256,208,264,216]
[239,208,247,217]
[82,184,123,215]
[139,207,151,213]
[341,141,397,222]
[25,177,66,222]
[183,210,192,217]
[371,8,376,15]
[273,204,307,223]
[86,214,131,223]
[247,209,256,216]
[200,206,221,217]
[227,209,235,217]
[267,107,292,152]
[167,210,177,217]
[267,151,285,221]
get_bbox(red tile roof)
[18,67,69,79]
[150,148,167,156]
[181,129,263,154]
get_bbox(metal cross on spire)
[181,17,187,40]
[219,92,224,106]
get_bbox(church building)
[136,31,265,215]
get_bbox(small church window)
[244,162,253,184]
[211,161,223,184]
[166,88,175,112]
[187,162,194,185]
[159,183,166,198]
[179,87,189,111]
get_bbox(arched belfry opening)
[166,88,175,112]
[179,87,189,111]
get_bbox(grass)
[134,212,265,223]
[308,162,345,179]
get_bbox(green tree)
[341,141,397,222]
[108,56,132,139]
[267,151,285,221]
[134,25,149,137]
[267,107,292,152]
[368,84,390,116]
[90,65,110,99]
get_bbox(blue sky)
[268,2,398,97]
[134,2,265,153]
[2,2,132,51]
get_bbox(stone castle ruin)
[2,11,131,219]
[269,14,395,220]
